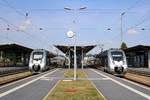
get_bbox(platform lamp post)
[120,12,125,46]
[68,46,71,69]
[81,47,84,70]
[64,6,87,80]
[66,30,76,80]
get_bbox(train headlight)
[32,65,40,72]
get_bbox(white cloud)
[17,19,32,31]
[127,28,137,34]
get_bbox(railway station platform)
[54,45,96,68]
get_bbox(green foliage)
[120,42,127,49]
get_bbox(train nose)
[114,66,124,73]
[32,65,40,72]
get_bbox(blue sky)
[0,0,150,54]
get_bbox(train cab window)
[33,52,43,60]
[111,51,123,61]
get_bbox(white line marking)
[90,69,150,100]
[83,77,110,80]
[121,78,150,91]
[40,77,52,81]
[0,73,32,89]
[83,70,107,100]
[90,69,150,91]
[100,77,110,80]
[0,69,59,98]
[0,69,56,89]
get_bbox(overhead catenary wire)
[0,23,28,46]
[0,0,141,13]
[120,0,141,32]
[0,33,26,46]
[0,0,143,15]
[120,0,150,33]
[106,0,141,46]
[0,17,29,37]
[127,11,150,29]
[1,0,57,46]
[0,0,52,47]
[1,0,149,47]
[123,0,141,14]
[0,0,99,48]
[0,0,139,15]
[107,0,141,30]
[0,0,142,29]
[0,16,46,47]
[1,0,25,17]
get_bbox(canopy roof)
[54,45,96,54]
[124,45,150,52]
[0,43,33,53]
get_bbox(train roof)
[96,48,123,58]
[32,49,56,57]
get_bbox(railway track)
[0,67,56,85]
[0,67,31,85]
[0,67,29,77]
[96,67,150,86]
[127,68,150,77]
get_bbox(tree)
[120,42,127,49]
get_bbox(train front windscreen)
[33,52,43,60]
[111,51,123,61]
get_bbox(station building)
[124,45,150,68]
[55,45,96,68]
[0,44,33,67]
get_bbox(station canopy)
[0,43,33,53]
[54,45,96,54]
[0,43,56,57]
[124,45,150,52]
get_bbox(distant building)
[0,43,33,67]
[123,45,150,68]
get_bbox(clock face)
[67,30,75,38]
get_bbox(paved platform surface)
[0,68,150,100]
[0,68,64,100]
[85,69,150,100]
